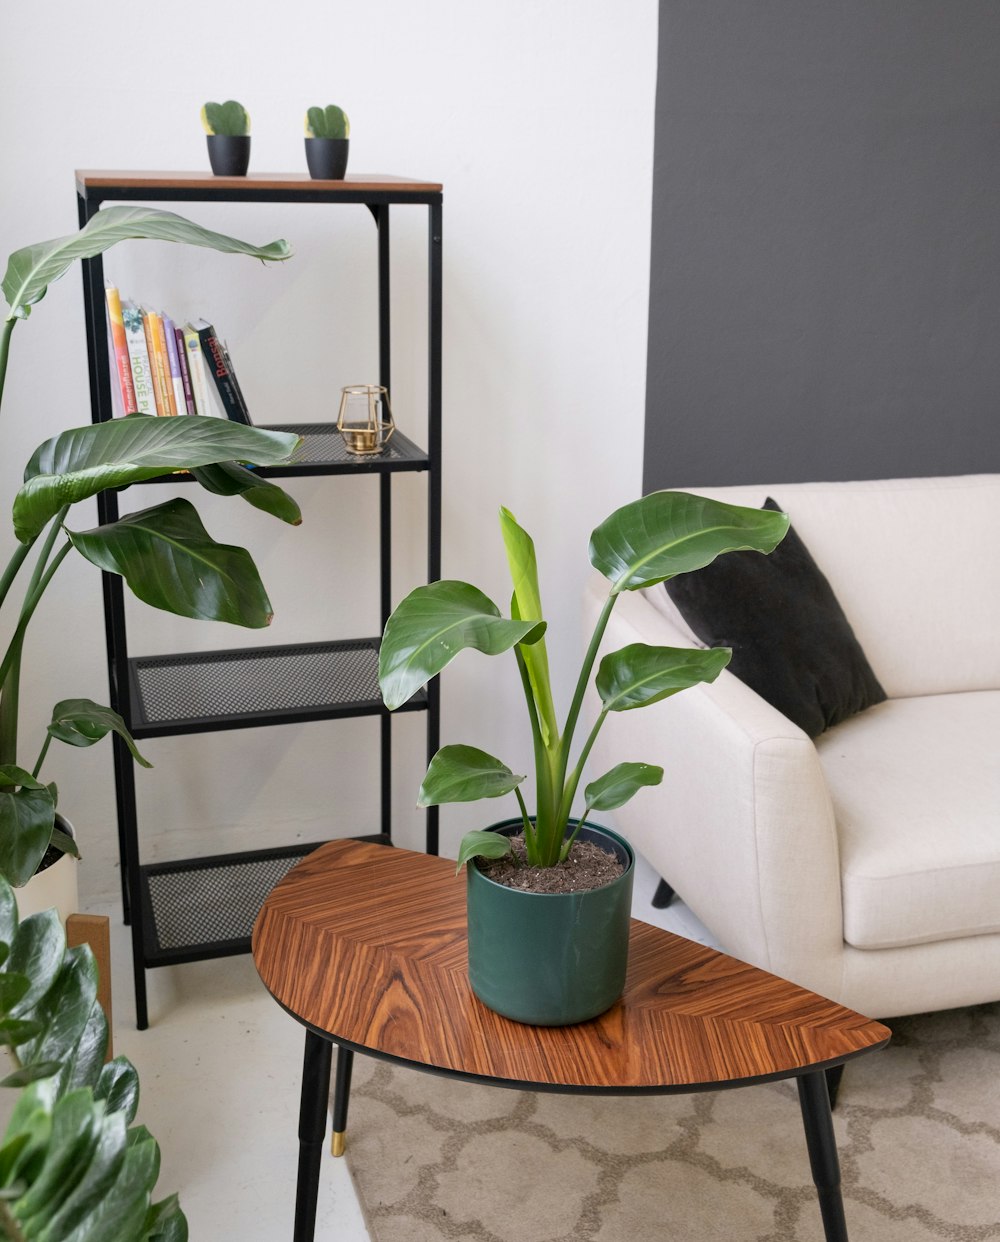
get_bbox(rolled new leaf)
[499,507,558,748]
[378,580,545,711]
[418,745,525,808]
[596,643,732,712]
[3,204,287,321]
[15,415,302,542]
[68,498,275,628]
[589,491,789,594]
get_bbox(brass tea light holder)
[337,385,395,455]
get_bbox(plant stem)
[0,541,73,693]
[513,785,535,855]
[514,645,548,864]
[0,541,34,615]
[0,317,16,413]
[31,733,52,782]
[23,508,69,602]
[553,591,617,831]
[558,708,609,828]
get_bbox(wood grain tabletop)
[252,840,889,1093]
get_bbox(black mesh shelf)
[138,835,391,966]
[141,424,429,479]
[126,638,426,737]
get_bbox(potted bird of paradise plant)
[379,496,788,1025]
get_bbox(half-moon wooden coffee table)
[253,840,889,1241]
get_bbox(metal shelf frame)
[76,172,442,1028]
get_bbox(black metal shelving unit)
[76,170,442,1028]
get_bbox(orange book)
[105,286,138,415]
[144,310,177,415]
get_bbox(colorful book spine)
[183,325,215,417]
[147,311,178,415]
[142,310,170,415]
[193,319,252,424]
[121,301,157,416]
[104,286,138,415]
[162,316,187,416]
[174,327,197,414]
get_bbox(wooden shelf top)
[253,840,889,1094]
[76,170,441,195]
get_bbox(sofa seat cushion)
[816,691,1000,950]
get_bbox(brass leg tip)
[331,1131,346,1157]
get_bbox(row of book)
[105,285,253,425]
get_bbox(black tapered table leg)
[331,1044,354,1157]
[294,1030,333,1242]
[797,1069,849,1242]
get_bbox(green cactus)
[201,100,250,137]
[305,105,350,139]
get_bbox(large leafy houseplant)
[0,204,301,1238]
[0,205,301,886]
[379,495,789,870]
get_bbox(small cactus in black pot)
[201,100,251,175]
[304,105,350,179]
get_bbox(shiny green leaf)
[4,205,290,321]
[418,745,525,808]
[144,1192,189,1242]
[47,699,152,769]
[16,945,100,1073]
[455,830,514,872]
[68,498,274,627]
[596,643,732,712]
[0,972,30,1013]
[190,460,303,525]
[0,1018,42,1047]
[589,491,789,593]
[584,762,664,812]
[378,580,545,711]
[15,415,300,541]
[7,910,63,1018]
[95,1058,140,1128]
[1,1060,60,1087]
[0,877,17,947]
[0,770,55,888]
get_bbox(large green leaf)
[189,461,302,525]
[418,745,525,808]
[0,768,56,888]
[378,580,545,711]
[0,875,18,947]
[589,491,789,594]
[68,498,273,628]
[596,643,732,712]
[95,1059,140,1128]
[499,507,558,747]
[584,762,664,812]
[48,699,152,768]
[15,415,301,542]
[3,205,290,321]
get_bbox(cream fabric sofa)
[583,474,1000,1019]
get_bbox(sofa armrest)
[582,572,847,999]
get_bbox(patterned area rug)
[344,1002,1000,1242]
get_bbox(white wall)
[0,0,657,907]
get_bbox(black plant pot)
[305,137,349,180]
[206,134,250,176]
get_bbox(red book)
[174,327,197,414]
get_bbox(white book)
[182,323,221,417]
[121,300,158,416]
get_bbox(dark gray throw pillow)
[664,497,886,737]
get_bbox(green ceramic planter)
[466,819,634,1026]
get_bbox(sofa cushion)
[816,691,1000,950]
[664,498,886,737]
[654,475,1000,699]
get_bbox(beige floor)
[101,852,713,1241]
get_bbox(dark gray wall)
[644,1,1000,490]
